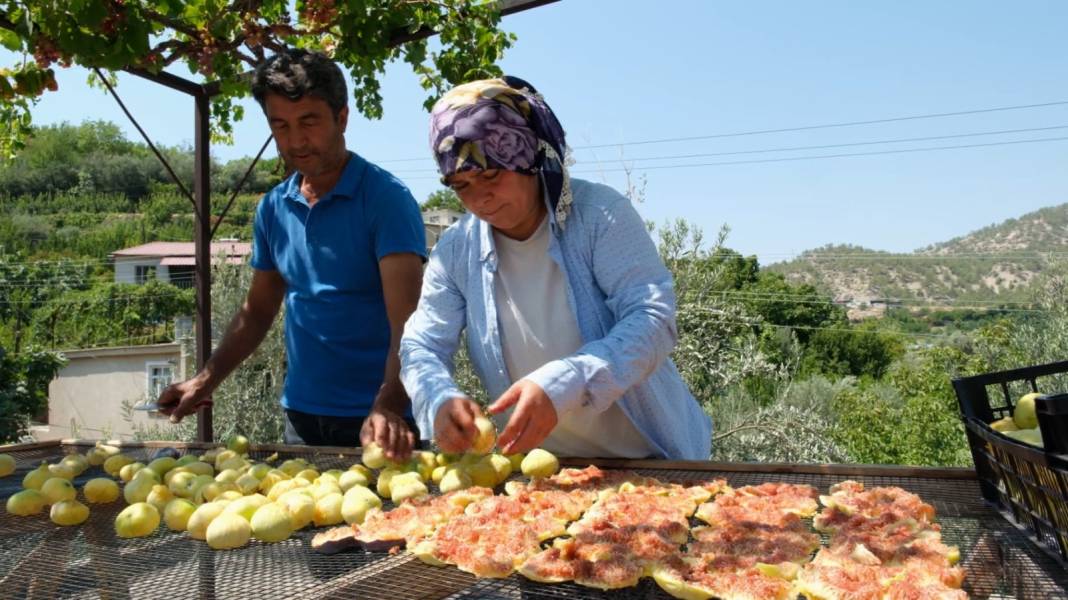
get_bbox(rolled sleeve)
[524,358,587,416]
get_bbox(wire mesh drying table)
[1,440,1066,600]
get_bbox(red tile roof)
[112,241,252,258]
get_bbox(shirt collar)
[283,151,361,206]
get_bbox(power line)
[570,100,1068,150]
[0,291,192,305]
[696,288,1046,306]
[385,124,1068,173]
[570,136,1068,174]
[689,309,954,340]
[371,100,1068,163]
[395,132,1068,179]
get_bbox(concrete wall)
[41,343,187,441]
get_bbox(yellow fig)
[521,449,559,479]
[50,499,90,526]
[226,434,250,455]
[22,462,51,490]
[250,502,294,543]
[278,491,315,530]
[7,489,47,516]
[313,493,344,527]
[115,502,160,538]
[439,467,472,493]
[83,478,121,504]
[164,498,197,532]
[223,494,270,522]
[103,454,134,477]
[206,513,251,550]
[41,477,77,504]
[119,462,146,483]
[187,502,227,540]
[471,415,497,455]
[361,442,388,470]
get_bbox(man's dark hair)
[251,49,348,117]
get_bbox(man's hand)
[434,396,482,453]
[360,406,415,462]
[488,379,558,454]
[157,376,212,424]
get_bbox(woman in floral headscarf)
[399,76,711,460]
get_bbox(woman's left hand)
[488,378,558,454]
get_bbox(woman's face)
[447,169,545,240]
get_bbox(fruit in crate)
[1004,428,1043,448]
[1014,392,1040,429]
[989,416,1018,432]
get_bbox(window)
[174,316,193,340]
[146,361,174,401]
[135,265,157,284]
[428,215,440,224]
[168,265,195,288]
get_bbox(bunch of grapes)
[32,37,60,69]
[101,0,128,36]
[301,0,339,27]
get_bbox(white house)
[40,342,188,441]
[423,209,464,250]
[111,240,252,287]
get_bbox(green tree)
[423,188,465,213]
[800,320,905,379]
[0,1,516,157]
[30,279,194,349]
[830,345,983,466]
[0,345,64,443]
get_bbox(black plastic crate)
[1037,393,1068,455]
[952,360,1068,566]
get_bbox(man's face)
[264,93,348,178]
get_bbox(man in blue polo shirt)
[158,49,426,460]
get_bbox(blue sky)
[26,0,1068,264]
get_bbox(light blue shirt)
[399,178,712,459]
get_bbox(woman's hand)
[434,396,482,453]
[488,379,558,454]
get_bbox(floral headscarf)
[429,76,573,226]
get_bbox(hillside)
[767,202,1068,317]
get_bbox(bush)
[0,347,65,443]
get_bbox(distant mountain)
[766,203,1068,317]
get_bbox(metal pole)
[193,92,214,444]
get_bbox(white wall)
[43,344,186,441]
[113,258,165,285]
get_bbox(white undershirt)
[492,217,653,458]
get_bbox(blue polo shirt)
[250,152,427,417]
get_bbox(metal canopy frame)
[90,0,558,442]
